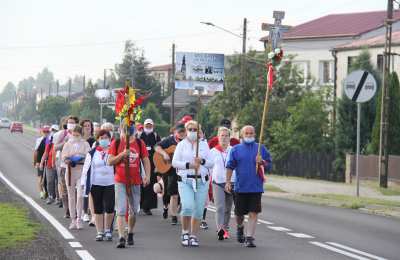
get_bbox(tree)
[37,96,70,124]
[115,41,162,108]
[368,72,400,155]
[36,68,55,95]
[206,51,310,142]
[269,92,333,160]
[0,82,16,103]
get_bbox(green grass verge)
[0,203,39,249]
[300,194,400,209]
[364,181,400,196]
[264,184,286,193]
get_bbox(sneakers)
[223,229,230,239]
[237,226,245,243]
[127,233,134,246]
[40,191,45,199]
[245,237,256,248]
[200,221,208,230]
[104,231,113,241]
[88,221,95,227]
[217,229,225,241]
[76,219,83,230]
[46,197,54,205]
[69,220,77,230]
[171,216,178,225]
[83,214,90,222]
[163,208,168,219]
[116,237,126,248]
[143,209,152,216]
[181,233,190,247]
[95,232,104,241]
[189,235,199,247]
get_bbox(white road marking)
[310,242,371,260]
[69,242,83,248]
[258,219,274,225]
[0,171,74,240]
[76,250,96,260]
[268,226,292,232]
[326,242,388,260]
[287,233,315,239]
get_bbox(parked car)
[10,122,23,133]
[0,118,11,129]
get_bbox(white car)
[0,118,11,129]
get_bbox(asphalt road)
[0,130,399,260]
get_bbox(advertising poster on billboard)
[175,52,224,91]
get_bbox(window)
[319,60,333,84]
[377,54,384,73]
[347,56,356,73]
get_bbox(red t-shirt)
[108,138,148,185]
[44,143,55,169]
[208,136,240,149]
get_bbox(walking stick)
[195,90,202,190]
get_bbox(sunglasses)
[187,128,198,132]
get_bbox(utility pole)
[171,43,176,127]
[379,0,393,188]
[240,18,247,100]
[48,83,52,96]
[56,80,59,96]
[68,78,72,102]
[83,75,86,92]
[103,69,106,89]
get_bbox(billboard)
[175,52,224,91]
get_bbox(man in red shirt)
[108,124,151,248]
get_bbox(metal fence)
[273,152,337,181]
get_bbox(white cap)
[51,124,59,131]
[144,118,154,125]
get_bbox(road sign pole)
[356,103,361,197]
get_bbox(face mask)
[187,131,197,141]
[243,137,255,144]
[137,131,143,136]
[67,123,76,131]
[99,139,110,148]
[144,128,153,134]
[70,136,80,142]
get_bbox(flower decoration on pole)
[115,81,149,125]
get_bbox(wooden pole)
[125,80,132,196]
[257,66,272,171]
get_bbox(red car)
[10,122,23,133]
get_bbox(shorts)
[163,171,178,196]
[37,168,44,177]
[91,185,115,214]
[234,192,262,216]
[115,183,141,216]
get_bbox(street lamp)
[200,21,243,39]
[95,89,111,124]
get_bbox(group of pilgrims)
[33,115,272,249]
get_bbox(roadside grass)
[299,194,400,210]
[264,183,286,193]
[0,203,39,249]
[363,181,400,196]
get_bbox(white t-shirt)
[211,146,235,184]
[81,150,114,188]
[35,137,44,150]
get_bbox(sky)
[0,0,385,91]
